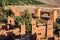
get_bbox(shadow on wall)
[0,33,37,40]
[29,33,36,40]
[0,32,15,40]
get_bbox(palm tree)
[36,19,45,25]
[0,0,2,6]
[4,9,14,16]
[24,9,32,19]
[56,18,60,30]
[0,14,7,23]
[14,16,25,26]
[53,22,59,36]
[14,16,21,25]
[24,9,32,31]
[2,0,8,8]
[14,10,32,31]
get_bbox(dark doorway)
[48,37,55,40]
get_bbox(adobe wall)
[8,16,14,25]
[31,18,36,34]
[36,25,46,40]
[53,10,58,22]
[32,8,56,40]
[20,24,26,35]
[54,36,60,40]
[35,8,41,19]
[47,20,53,37]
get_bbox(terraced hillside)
[1,0,60,7]
[0,0,45,6]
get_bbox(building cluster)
[0,6,60,40]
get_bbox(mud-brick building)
[1,6,60,40]
[0,6,26,36]
[31,8,58,40]
[0,23,26,36]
